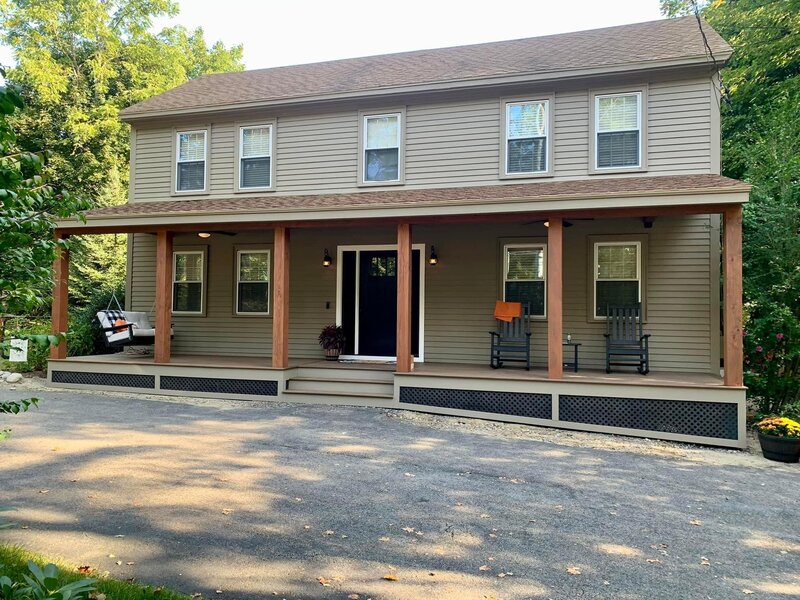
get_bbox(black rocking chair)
[489,303,532,370]
[604,303,651,375]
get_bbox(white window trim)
[593,91,643,171]
[174,129,208,194]
[235,249,271,316]
[502,243,547,318]
[236,123,275,192]
[592,240,642,319]
[503,99,551,177]
[360,111,403,185]
[172,249,205,315]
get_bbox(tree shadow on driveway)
[1,390,798,599]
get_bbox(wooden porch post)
[50,232,70,360]
[396,223,413,373]
[547,218,563,379]
[272,226,290,368]
[723,205,744,387]
[154,230,173,364]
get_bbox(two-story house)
[49,16,750,448]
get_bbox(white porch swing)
[96,292,170,349]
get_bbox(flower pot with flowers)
[318,325,346,361]
[754,417,800,463]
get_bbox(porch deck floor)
[55,352,729,389]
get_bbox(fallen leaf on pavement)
[742,590,754,595]
[497,573,506,578]
[348,595,360,600]
[317,577,332,587]
[323,530,335,536]
[190,594,202,599]
[690,519,702,526]
[215,591,222,595]
[382,574,398,581]
[221,509,234,515]
[115,561,122,566]
[378,536,390,542]
[567,567,582,576]
[78,566,92,574]
[700,557,711,566]
[126,562,135,566]
[303,525,311,530]
[402,527,415,533]
[38,490,49,494]
[480,514,491,519]
[646,559,661,564]
[479,565,492,571]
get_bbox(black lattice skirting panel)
[160,376,278,396]
[559,395,738,440]
[399,386,551,420]
[51,370,155,389]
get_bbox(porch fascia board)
[56,190,750,235]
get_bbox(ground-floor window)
[593,241,641,317]
[236,249,270,315]
[173,250,205,314]
[503,244,546,316]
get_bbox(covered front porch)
[48,176,748,447]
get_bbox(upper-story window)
[239,125,273,190]
[176,130,207,192]
[595,92,642,170]
[505,100,549,175]
[363,113,401,183]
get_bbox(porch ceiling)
[57,174,749,234]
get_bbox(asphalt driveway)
[0,388,798,599]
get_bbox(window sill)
[588,166,648,176]
[172,311,206,317]
[170,190,211,198]
[357,179,405,188]
[499,172,553,181]
[234,187,275,194]
[233,313,273,318]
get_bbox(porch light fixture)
[197,232,212,238]
[322,249,333,267]
[428,246,439,266]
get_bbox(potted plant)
[754,417,800,463]
[318,325,346,361]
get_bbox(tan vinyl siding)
[553,90,590,177]
[405,99,500,186]
[647,78,712,173]
[128,216,716,373]
[129,74,717,202]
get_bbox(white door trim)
[336,243,426,362]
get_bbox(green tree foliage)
[661,1,800,413]
[0,0,244,303]
[0,78,84,433]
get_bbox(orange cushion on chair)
[114,318,128,328]
[494,301,522,323]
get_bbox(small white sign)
[8,338,28,363]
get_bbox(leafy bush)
[0,561,95,600]
[0,319,51,374]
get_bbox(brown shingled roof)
[84,175,748,221]
[121,17,730,119]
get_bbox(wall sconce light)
[197,232,212,238]
[642,217,655,229]
[322,249,333,267]
[428,246,439,266]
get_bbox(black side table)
[563,341,581,372]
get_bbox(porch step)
[294,365,394,383]
[287,377,394,396]
[281,388,394,405]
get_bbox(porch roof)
[61,174,749,233]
